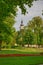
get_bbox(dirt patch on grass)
[0,54,43,57]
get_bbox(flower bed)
[0,54,43,57]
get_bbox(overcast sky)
[14,0,43,31]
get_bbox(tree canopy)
[0,0,36,21]
[0,0,36,43]
[16,16,43,47]
[0,0,36,37]
[1,0,42,49]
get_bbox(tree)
[0,0,35,20]
[0,0,38,49]
[24,26,35,47]
[16,26,35,47]
[0,15,16,50]
[16,30,24,47]
[0,0,37,34]
[27,16,43,47]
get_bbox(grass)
[0,47,43,54]
[14,47,43,52]
[0,50,40,54]
[0,50,42,54]
[0,48,43,65]
[0,56,43,65]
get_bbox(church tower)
[20,20,24,30]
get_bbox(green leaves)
[0,0,39,48]
[0,0,35,21]
[27,16,43,45]
[0,15,16,46]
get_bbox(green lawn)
[0,50,41,54]
[0,56,43,65]
[1,47,43,54]
[0,48,43,65]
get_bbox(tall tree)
[27,16,43,47]
[0,15,16,50]
[0,0,38,49]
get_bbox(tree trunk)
[28,44,29,47]
[22,44,24,47]
[38,45,40,48]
